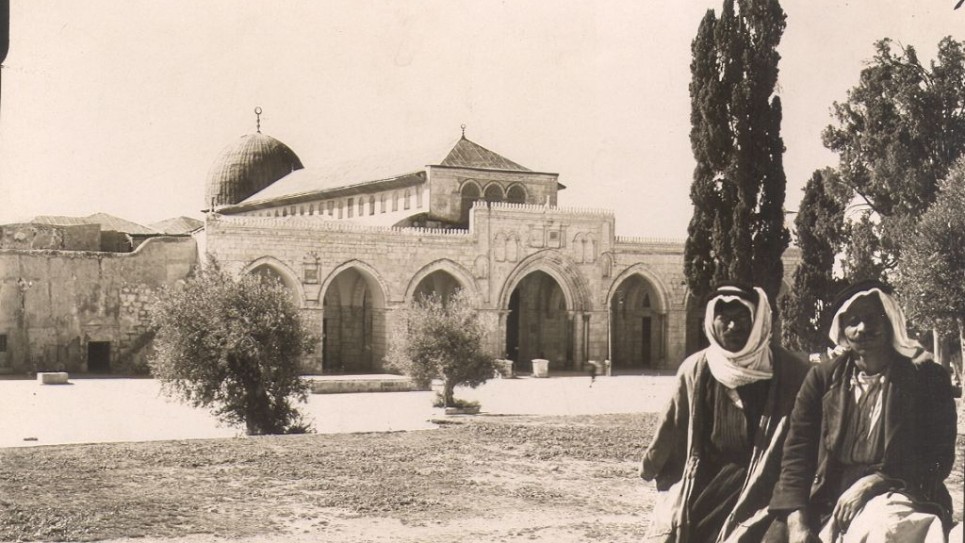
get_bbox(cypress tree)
[684,0,790,307]
[780,168,848,352]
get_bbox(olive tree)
[149,261,314,435]
[386,289,495,408]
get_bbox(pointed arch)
[606,264,674,369]
[403,259,479,304]
[242,256,305,307]
[320,260,390,307]
[498,250,592,312]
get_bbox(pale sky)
[0,1,960,238]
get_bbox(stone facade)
[206,204,795,375]
[202,133,800,376]
[0,237,197,374]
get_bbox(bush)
[386,289,494,408]
[148,260,315,435]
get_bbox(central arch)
[498,251,591,373]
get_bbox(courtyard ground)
[0,375,961,542]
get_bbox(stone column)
[570,311,582,370]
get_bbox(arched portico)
[498,252,592,373]
[319,261,390,374]
[606,265,672,369]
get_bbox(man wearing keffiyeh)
[640,283,811,542]
[769,280,958,542]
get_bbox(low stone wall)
[306,375,428,394]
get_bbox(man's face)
[712,300,753,352]
[840,294,893,356]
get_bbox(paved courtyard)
[0,373,676,449]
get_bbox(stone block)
[38,372,69,385]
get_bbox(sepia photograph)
[0,1,962,541]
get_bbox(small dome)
[204,133,304,208]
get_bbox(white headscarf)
[703,286,774,389]
[828,288,923,359]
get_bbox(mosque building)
[0,114,798,375]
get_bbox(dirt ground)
[1,412,962,543]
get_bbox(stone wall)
[0,223,101,251]
[0,237,197,374]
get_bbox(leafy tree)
[823,37,965,271]
[840,213,886,283]
[780,168,848,352]
[149,261,314,435]
[386,289,494,408]
[893,158,965,347]
[685,0,790,306]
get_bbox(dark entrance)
[641,317,652,366]
[506,289,521,370]
[87,341,111,373]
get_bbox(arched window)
[460,182,481,225]
[379,194,386,213]
[484,184,504,204]
[507,184,526,204]
[368,195,376,215]
[328,201,335,216]
[347,198,354,218]
[392,191,399,212]
[404,189,411,210]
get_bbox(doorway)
[87,341,111,373]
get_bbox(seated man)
[769,280,957,542]
[640,283,810,542]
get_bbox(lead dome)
[204,132,304,208]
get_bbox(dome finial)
[254,106,263,133]
[460,124,466,139]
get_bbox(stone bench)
[37,372,70,385]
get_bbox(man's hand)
[787,510,820,543]
[830,473,892,536]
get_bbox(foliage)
[893,158,965,334]
[149,260,314,435]
[431,394,480,410]
[841,213,887,283]
[685,0,790,307]
[823,37,965,271]
[385,289,495,407]
[780,168,848,352]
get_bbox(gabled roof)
[235,135,540,208]
[149,216,204,235]
[439,137,531,172]
[30,213,158,235]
